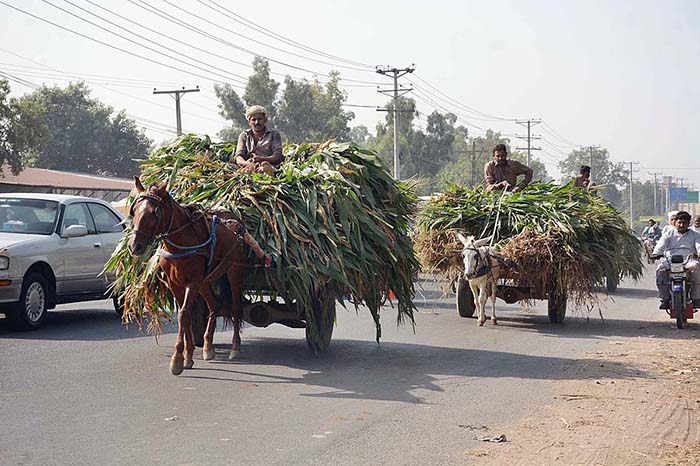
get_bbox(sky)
[1,0,699,187]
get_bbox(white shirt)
[691,225,700,233]
[661,224,675,237]
[652,228,700,257]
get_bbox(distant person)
[662,211,679,237]
[651,211,700,310]
[641,219,661,242]
[573,165,593,189]
[235,105,283,175]
[691,215,700,233]
[484,144,533,193]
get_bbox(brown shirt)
[235,127,284,164]
[484,159,533,191]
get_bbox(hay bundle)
[106,135,420,348]
[415,182,643,302]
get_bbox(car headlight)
[0,256,9,270]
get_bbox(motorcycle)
[661,253,696,328]
[642,238,657,264]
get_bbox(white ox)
[456,233,504,326]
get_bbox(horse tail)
[214,274,234,326]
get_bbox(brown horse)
[128,177,266,375]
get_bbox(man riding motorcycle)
[650,211,700,310]
[641,219,661,243]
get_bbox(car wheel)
[7,272,49,331]
[112,295,124,319]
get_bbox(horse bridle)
[130,190,215,255]
[130,190,175,244]
[464,244,491,279]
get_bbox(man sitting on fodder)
[573,165,594,189]
[651,210,700,310]
[235,105,283,175]
[483,144,533,193]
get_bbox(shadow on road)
[178,336,651,404]
[443,307,700,341]
[0,307,172,341]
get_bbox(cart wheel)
[305,288,336,353]
[605,274,618,293]
[672,290,684,329]
[456,276,476,318]
[547,286,567,324]
[192,297,208,348]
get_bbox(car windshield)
[0,198,59,235]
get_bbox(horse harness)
[465,245,511,280]
[131,190,270,278]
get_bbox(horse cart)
[455,275,568,324]
[191,279,337,352]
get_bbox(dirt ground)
[464,322,700,466]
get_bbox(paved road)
[0,265,678,466]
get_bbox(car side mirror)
[63,224,88,238]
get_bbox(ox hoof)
[184,359,194,370]
[228,349,241,360]
[203,346,216,361]
[169,357,184,376]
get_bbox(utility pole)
[648,172,663,216]
[628,161,640,226]
[153,86,200,136]
[515,119,542,166]
[581,145,599,182]
[469,139,481,186]
[376,64,415,178]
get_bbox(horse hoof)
[184,359,194,370]
[170,358,184,376]
[478,320,485,327]
[492,319,498,325]
[228,349,240,360]
[203,347,216,361]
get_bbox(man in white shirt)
[661,211,678,237]
[691,215,700,233]
[651,211,700,309]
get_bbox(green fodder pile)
[106,135,420,349]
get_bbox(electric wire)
[199,0,375,69]
[42,0,249,85]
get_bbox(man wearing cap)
[235,105,283,174]
[662,211,679,237]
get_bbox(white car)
[0,193,125,330]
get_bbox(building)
[0,166,133,202]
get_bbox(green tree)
[558,147,627,207]
[369,97,419,175]
[275,76,315,142]
[215,57,280,140]
[213,83,247,140]
[0,80,49,174]
[620,180,656,228]
[349,124,370,145]
[435,130,513,189]
[276,72,355,143]
[243,57,279,120]
[509,152,550,182]
[15,82,151,177]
